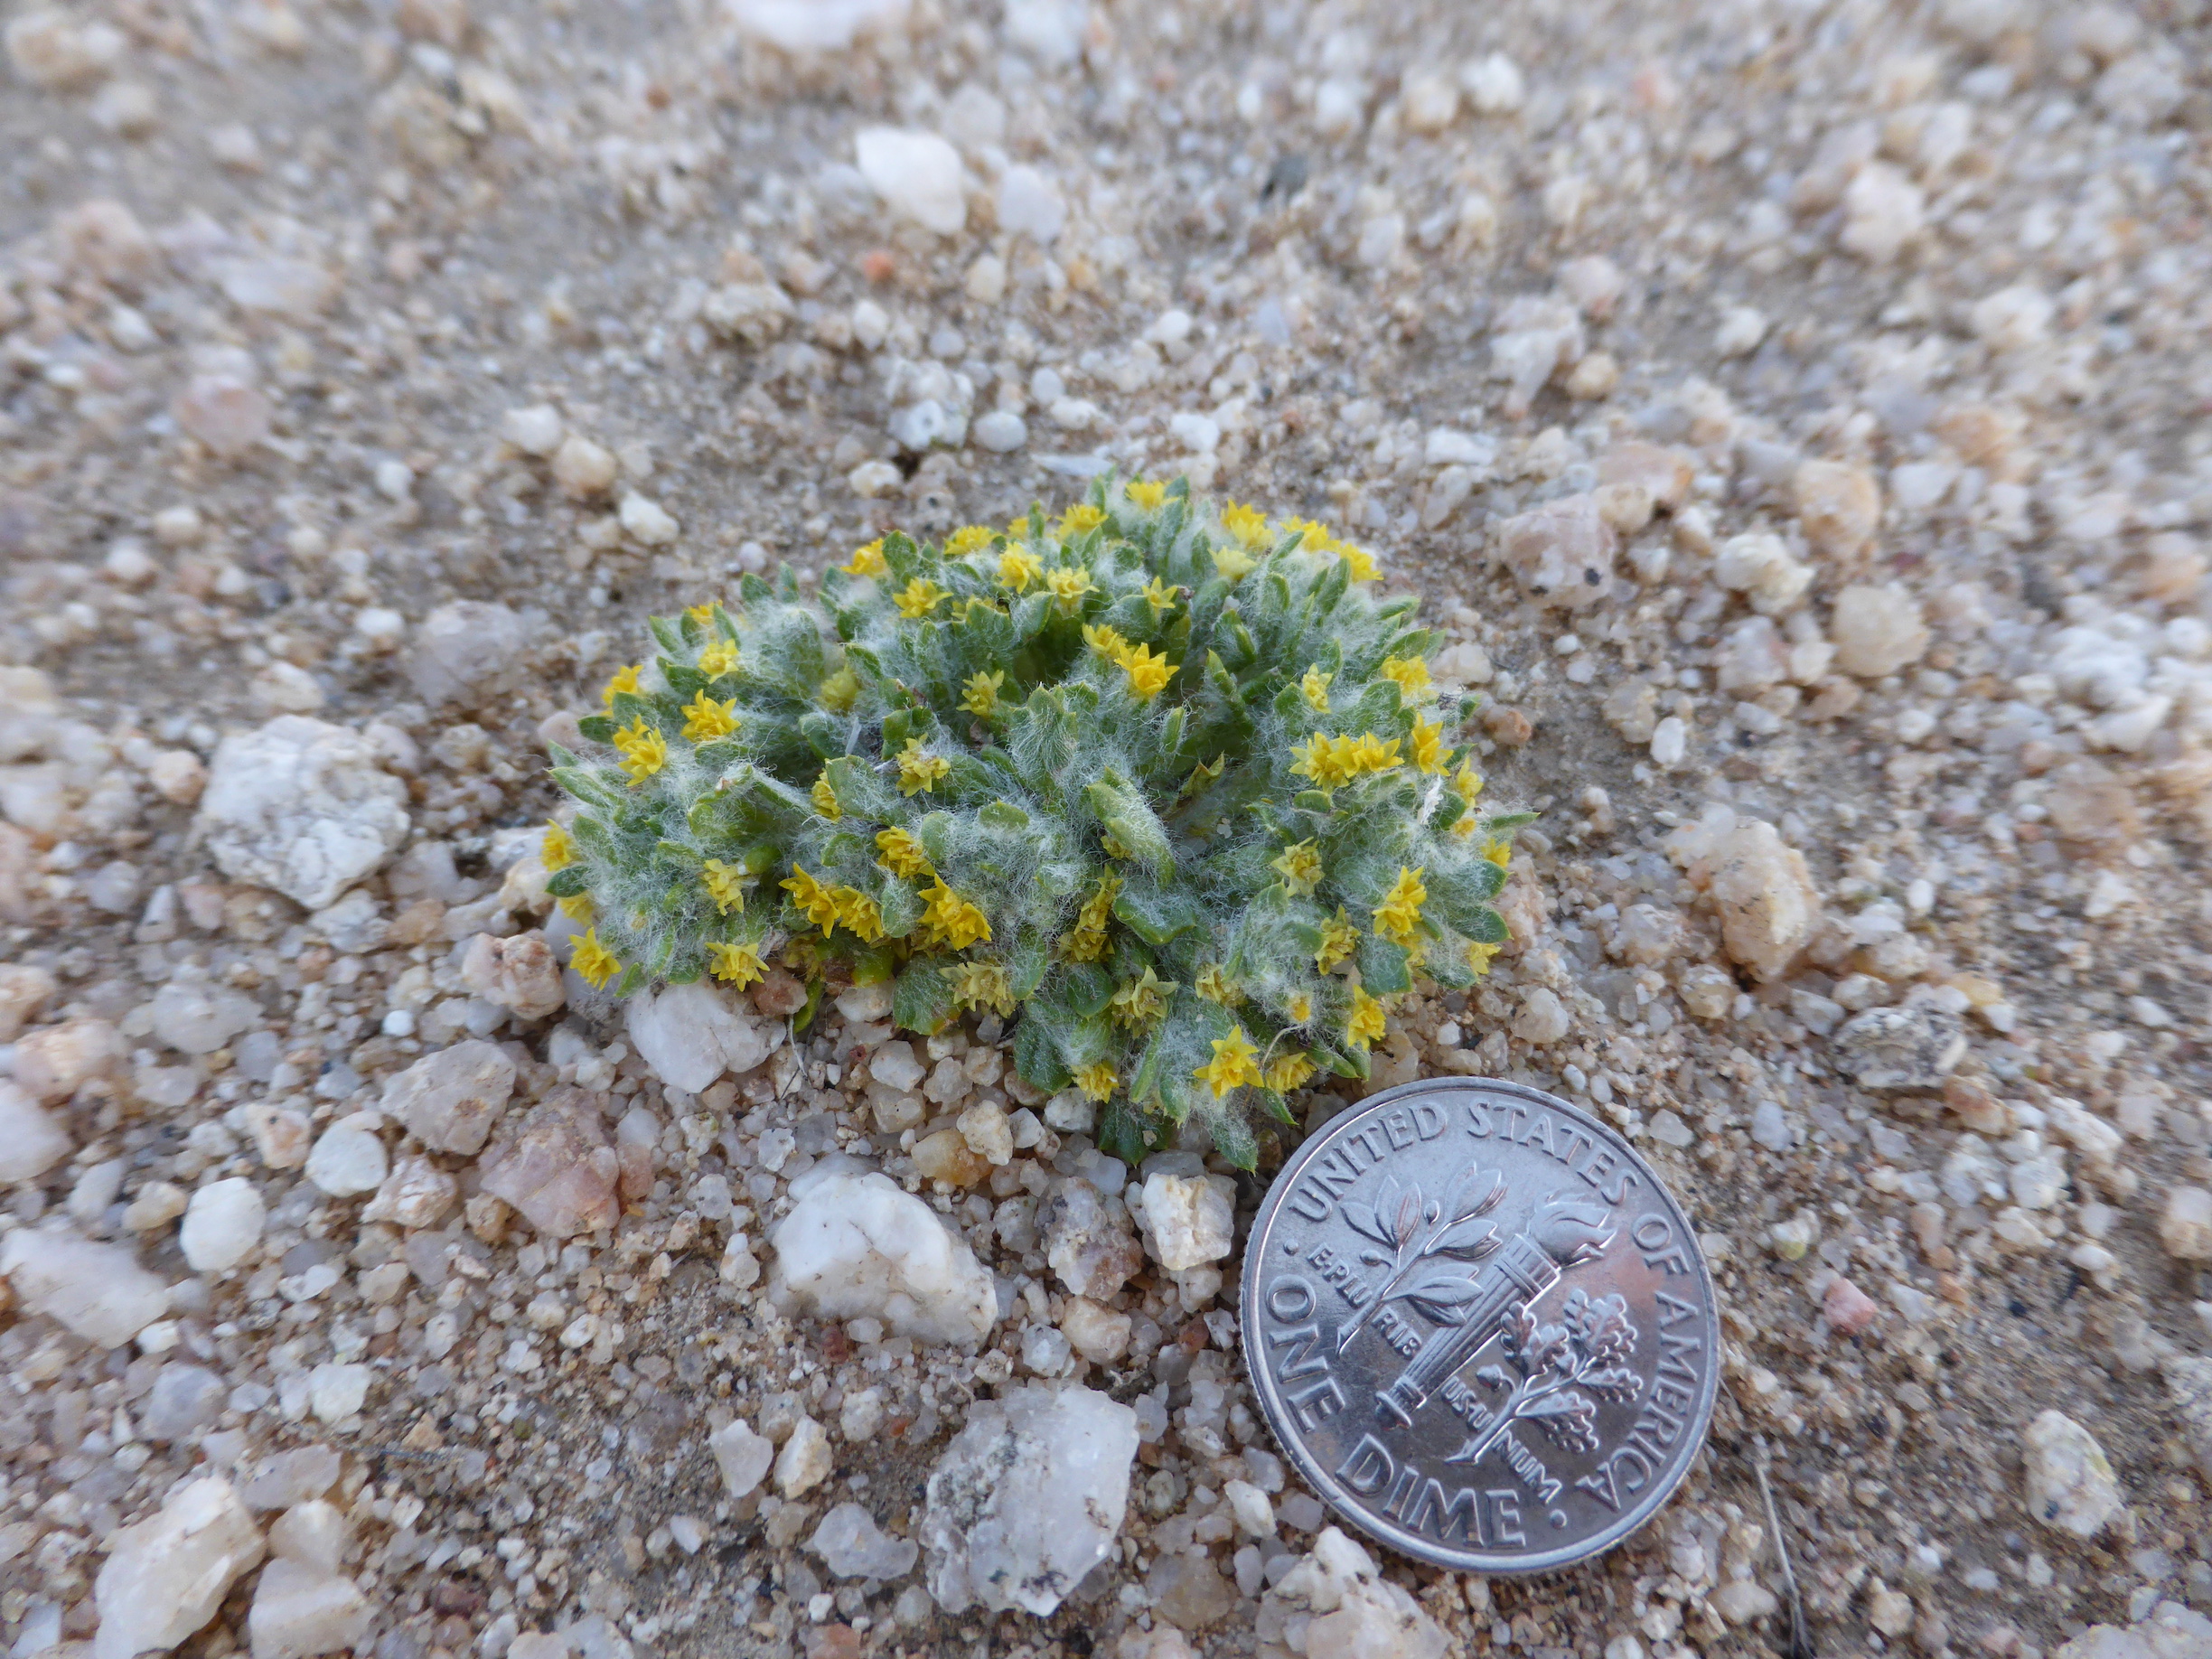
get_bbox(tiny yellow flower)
[707,940,765,989]
[1125,479,1169,511]
[1315,908,1360,973]
[1290,732,1402,791]
[945,524,995,558]
[894,577,948,619]
[1120,642,1174,702]
[1062,872,1120,962]
[815,665,860,712]
[600,663,643,709]
[1339,543,1379,581]
[782,866,841,935]
[1300,667,1333,712]
[950,960,1016,1017]
[1212,543,1257,582]
[811,775,841,820]
[613,718,667,785]
[1278,515,1332,551]
[701,858,747,914]
[542,820,576,872]
[1194,1026,1262,1099]
[1083,622,1132,661]
[998,548,1041,592]
[1109,966,1172,1032]
[1410,716,1446,775]
[1195,962,1240,1005]
[896,736,951,796]
[875,827,933,880]
[1481,836,1513,871]
[1058,502,1107,538]
[1142,576,1178,619]
[1452,760,1485,803]
[833,886,885,944]
[922,878,992,951]
[687,604,717,628]
[558,895,594,924]
[1347,986,1388,1050]
[842,539,888,577]
[961,670,1007,718]
[571,928,621,989]
[1379,655,1433,701]
[1220,501,1270,549]
[681,691,738,743]
[1072,1059,1119,1102]
[1265,1052,1318,1092]
[1467,939,1502,977]
[697,639,739,679]
[1044,566,1094,613]
[1373,866,1428,948]
[1286,991,1314,1024]
[1271,839,1324,897]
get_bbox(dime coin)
[1241,1077,1720,1576]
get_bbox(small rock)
[1514,986,1571,1045]
[141,1363,228,1442]
[151,976,259,1055]
[921,1383,1139,1617]
[1830,584,1930,678]
[0,1225,169,1347]
[0,1079,72,1182]
[777,1414,833,1497]
[92,1477,265,1659]
[1060,1298,1132,1365]
[1865,1579,1915,1637]
[1493,495,1617,610]
[551,436,618,498]
[2022,1409,2123,1537]
[1822,1275,1879,1335]
[406,601,531,708]
[1256,1528,1448,1659]
[709,1419,775,1497]
[14,1016,125,1101]
[972,409,1027,453]
[1147,1553,1236,1630]
[2160,1186,2212,1261]
[995,164,1065,243]
[626,980,772,1093]
[304,1113,388,1197]
[2162,1354,2212,1486]
[197,717,410,910]
[501,405,565,456]
[360,1154,459,1231]
[306,1363,370,1423]
[1712,532,1812,614]
[1669,810,1823,984]
[856,127,966,235]
[768,1167,997,1345]
[726,0,908,52]
[619,492,680,547]
[1134,1170,1235,1272]
[181,1176,266,1272]
[2054,1604,2212,1659]
[1831,1007,1966,1091]
[1840,162,1925,262]
[382,1039,517,1156]
[0,961,56,1040]
[810,1503,920,1580]
[1711,1580,1781,1625]
[478,1092,622,1238]
[248,1559,373,1659]
[1793,460,1882,565]
[957,1101,1014,1164]
[267,1500,348,1576]
[174,375,273,458]
[1040,1178,1144,1300]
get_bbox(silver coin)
[1240,1076,1720,1577]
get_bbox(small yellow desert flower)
[1467,940,1502,977]
[922,878,991,950]
[1300,667,1332,712]
[613,718,667,785]
[600,662,642,708]
[1220,501,1270,548]
[681,691,738,742]
[1347,986,1388,1049]
[1125,479,1168,511]
[842,539,887,576]
[571,928,621,989]
[1120,642,1174,701]
[811,775,840,820]
[1072,1059,1119,1102]
[706,941,765,989]
[1271,839,1323,897]
[949,960,1016,1017]
[697,638,739,678]
[832,886,885,943]
[1058,503,1106,538]
[1109,966,1172,1032]
[896,736,951,795]
[960,670,1006,717]
[894,577,947,618]
[1379,655,1432,700]
[1265,1052,1318,1092]
[541,820,576,872]
[875,827,933,879]
[998,547,1040,592]
[1142,576,1178,618]
[1044,565,1094,612]
[1339,543,1379,581]
[1314,909,1359,973]
[1194,1026,1262,1098]
[781,866,841,934]
[945,524,995,558]
[1372,866,1427,947]
[1410,716,1446,774]
[700,858,746,913]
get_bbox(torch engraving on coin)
[1242,1077,1720,1577]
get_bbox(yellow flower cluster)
[875,827,933,879]
[572,928,622,989]
[1044,566,1094,612]
[781,866,840,934]
[998,548,1039,592]
[701,858,746,913]
[1195,962,1240,1004]
[706,940,764,989]
[1062,872,1120,962]
[1059,503,1107,538]
[1372,866,1427,948]
[697,639,738,678]
[1109,966,1171,1031]
[1072,1059,1119,1101]
[682,692,738,742]
[1314,909,1359,972]
[842,539,888,577]
[945,524,996,558]
[1220,501,1270,549]
[1379,655,1433,700]
[921,878,991,950]
[961,670,1006,717]
[811,775,840,819]
[1265,1052,1319,1092]
[1410,716,1445,774]
[895,577,947,619]
[1347,987,1388,1049]
[896,736,951,796]
[950,960,1015,1017]
[1300,667,1333,712]
[542,821,576,872]
[601,663,642,708]
[1194,1027,1262,1098]
[1082,623,1175,702]
[1290,731,1402,790]
[1142,576,1178,618]
[614,718,667,785]
[1270,839,1323,897]
[1125,479,1169,511]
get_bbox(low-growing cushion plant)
[544,476,1527,1167]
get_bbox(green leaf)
[1083,769,1173,876]
[798,711,846,760]
[893,960,956,1036]
[577,714,616,744]
[979,799,1029,831]
[1013,1015,1071,1093]
[545,867,588,899]
[1208,1111,1258,1171]
[1095,1101,1154,1166]
[792,976,825,1034]
[1356,933,1412,996]
[1465,905,1509,946]
[1009,929,1053,998]
[1055,961,1116,1019]
[647,615,684,657]
[1111,881,1206,946]
[1424,859,1506,930]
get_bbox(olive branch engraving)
[1336,1161,1508,1351]
[1448,1286,1643,1466]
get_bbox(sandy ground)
[4,0,2212,1655]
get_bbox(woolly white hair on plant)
[544,478,1531,1168]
